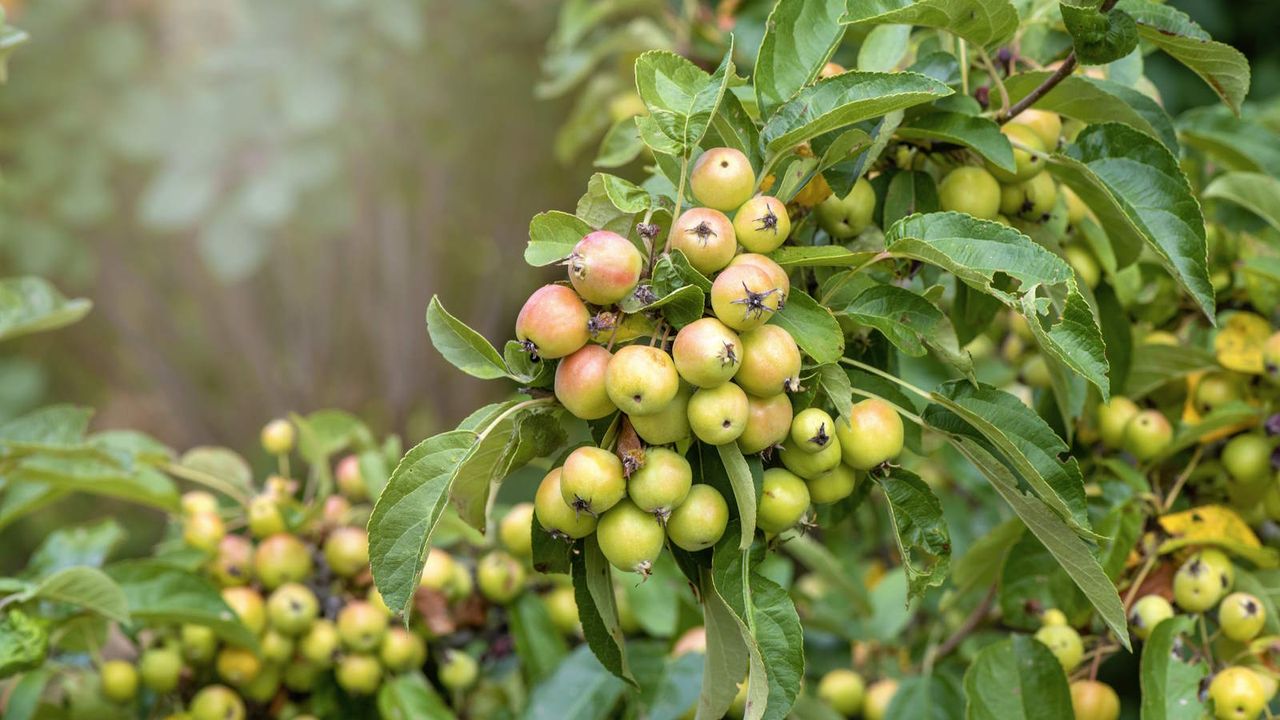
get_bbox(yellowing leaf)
[1214,312,1273,374]
[1181,372,1260,442]
[1158,505,1280,568]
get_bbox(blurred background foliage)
[0,0,1274,447]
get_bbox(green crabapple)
[1096,396,1139,449]
[299,619,341,667]
[215,646,262,686]
[734,325,801,396]
[1264,331,1280,384]
[687,382,750,445]
[939,167,1001,219]
[816,178,875,239]
[554,344,617,420]
[737,392,793,455]
[671,207,738,275]
[246,494,286,538]
[807,464,859,505]
[560,446,627,515]
[999,171,1056,219]
[335,654,382,695]
[1034,623,1084,672]
[1065,245,1101,289]
[1195,373,1244,415]
[261,418,295,455]
[627,447,693,516]
[439,649,479,691]
[835,399,904,470]
[1219,592,1266,643]
[477,550,527,605]
[1129,594,1175,640]
[181,624,217,665]
[190,685,245,720]
[1122,409,1173,460]
[380,626,427,672]
[728,253,790,307]
[221,586,267,635]
[543,585,581,636]
[100,660,139,703]
[790,407,835,453]
[515,284,591,360]
[337,600,388,652]
[666,484,729,551]
[209,534,254,587]
[240,665,281,704]
[139,647,183,693]
[1222,434,1274,484]
[1010,109,1062,149]
[535,467,598,539]
[605,344,679,416]
[779,436,842,480]
[253,533,313,590]
[1069,680,1120,720]
[323,526,370,578]
[818,668,866,717]
[628,383,693,445]
[1209,666,1267,720]
[566,230,644,305]
[863,679,899,720]
[266,582,319,636]
[184,511,225,553]
[671,317,742,388]
[690,147,755,212]
[597,498,666,575]
[261,630,295,664]
[500,502,535,557]
[711,264,782,332]
[757,468,811,534]
[733,195,790,253]
[987,123,1046,183]
[1173,553,1227,613]
[419,548,457,592]
[181,490,219,516]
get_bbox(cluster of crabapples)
[92,420,478,719]
[515,146,904,574]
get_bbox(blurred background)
[0,0,1275,450]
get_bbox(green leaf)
[634,41,734,149]
[839,284,966,371]
[0,610,47,680]
[840,0,1019,47]
[949,517,1023,597]
[897,112,1015,173]
[596,117,645,168]
[527,211,593,267]
[754,0,847,118]
[1140,615,1207,720]
[1003,73,1176,151]
[577,172,659,239]
[3,668,52,720]
[532,512,575,575]
[645,652,704,720]
[27,520,124,577]
[620,284,705,329]
[12,456,179,511]
[377,672,457,720]
[717,443,759,551]
[1052,123,1213,318]
[31,567,129,624]
[107,560,257,649]
[368,430,475,617]
[572,535,635,686]
[999,532,1086,629]
[1204,172,1280,233]
[426,296,511,381]
[1125,342,1216,399]
[857,24,912,73]
[1119,0,1250,114]
[882,170,941,228]
[748,574,804,720]
[524,644,627,720]
[963,635,1073,720]
[817,364,855,420]
[177,447,253,497]
[0,277,92,343]
[708,90,763,173]
[759,71,952,157]
[768,290,845,365]
[0,404,93,453]
[0,483,66,532]
[1060,3,1138,65]
[885,673,964,719]
[1178,107,1280,177]
[766,246,879,270]
[873,468,951,599]
[291,409,369,466]
[509,592,570,686]
[698,568,751,720]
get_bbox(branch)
[999,53,1075,124]
[930,584,997,663]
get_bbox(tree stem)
[1000,53,1075,124]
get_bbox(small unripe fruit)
[790,408,835,453]
[807,464,859,505]
[688,382,750,445]
[500,502,535,557]
[181,624,217,665]
[210,534,254,587]
[247,495,286,538]
[1220,592,1266,642]
[1096,396,1140,449]
[1042,609,1069,626]
[439,649,479,691]
[672,317,743,388]
[628,447,693,515]
[1122,410,1173,461]
[299,619,340,667]
[816,178,876,239]
[738,393,793,454]
[779,436,842,480]
[597,499,666,575]
[939,167,1001,219]
[253,533,313,590]
[1195,373,1244,415]
[535,467,598,539]
[1022,353,1052,389]
[222,586,267,635]
[711,264,783,332]
[734,325,802,397]
[1069,680,1120,720]
[758,468,810,534]
[561,446,627,515]
[690,147,755,211]
[1223,434,1273,484]
[100,660,139,703]
[184,511,225,553]
[835,399,904,470]
[283,662,320,692]
[419,548,457,591]
[477,550,527,605]
[999,172,1056,219]
[215,646,261,687]
[728,253,790,306]
[606,345,680,416]
[261,419,295,455]
[322,495,352,527]
[818,668,866,716]
[261,630,294,664]
[337,601,388,652]
[1129,594,1175,640]
[667,484,729,551]
[733,196,790,253]
[1034,623,1084,671]
[190,685,245,720]
[566,230,644,305]
[335,454,368,502]
[672,626,707,657]
[555,345,617,420]
[988,124,1047,182]
[182,490,219,516]
[267,582,319,636]
[671,207,738,275]
[1209,666,1266,720]
[1064,246,1101,289]
[1198,548,1236,591]
[543,585,581,636]
[139,647,183,693]
[380,626,427,672]
[335,653,382,695]
[323,526,370,578]
[628,383,693,445]
[1173,553,1227,613]
[1010,109,1062,150]
[1062,185,1089,226]
[864,679,899,720]
[515,284,591,360]
[240,665,280,704]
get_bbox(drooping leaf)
[881,170,941,228]
[1003,73,1176,151]
[12,456,179,512]
[896,112,1015,173]
[571,535,635,686]
[873,469,951,599]
[527,211,593,267]
[838,284,966,373]
[426,296,513,381]
[963,635,1074,720]
[840,0,1019,48]
[595,116,645,168]
[523,644,627,720]
[0,277,92,343]
[1178,107,1280,177]
[1140,616,1207,720]
[767,246,879,271]
[768,290,844,365]
[32,567,129,624]
[376,672,457,720]
[634,42,735,149]
[754,0,847,118]
[107,560,257,649]
[26,520,124,578]
[1204,172,1280,233]
[717,443,759,551]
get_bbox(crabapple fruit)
[266,582,319,636]
[337,601,388,652]
[605,344,679,416]
[628,383,693,445]
[816,177,876,239]
[1129,594,1175,640]
[757,468,810,534]
[566,230,644,305]
[439,649,479,691]
[1209,666,1266,720]
[988,123,1046,183]
[246,494,286,538]
[666,484,729,551]
[221,586,266,635]
[477,550,527,605]
[864,679,899,720]
[139,647,182,693]
[627,447,693,516]
[323,526,370,578]
[261,418,295,455]
[190,685,245,720]
[687,382,750,445]
[260,630,294,664]
[711,264,782,332]
[1223,434,1273,483]
[253,533,312,590]
[779,436,842,480]
[560,446,627,515]
[215,646,261,686]
[790,407,835,453]
[1220,592,1266,642]
[1122,410,1172,461]
[335,454,368,502]
[1034,623,1084,671]
[535,467,598,539]
[500,502,535,557]
[554,345,617,420]
[515,284,591,360]
[380,626,427,672]
[181,624,217,665]
[834,399,904,470]
[733,195,790,253]
[182,490,219,516]
[100,660,139,703]
[671,317,743,388]
[184,511,225,553]
[671,207,738,275]
[335,654,382,695]
[419,548,457,591]
[728,253,790,307]
[210,534,254,587]
[737,392,794,454]
[690,147,755,211]
[299,619,340,667]
[1010,109,1062,149]
[543,585,581,636]
[939,167,1001,219]
[999,171,1056,219]
[734,325,801,396]
[597,498,666,575]
[818,668,866,717]
[1173,553,1227,613]
[1069,680,1120,720]
[807,464,859,505]
[1096,396,1139,449]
